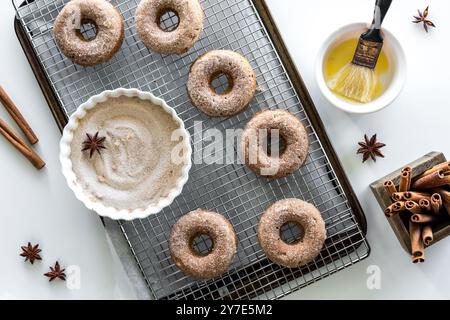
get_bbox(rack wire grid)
[13,0,370,300]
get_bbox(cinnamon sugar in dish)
[69,96,185,211]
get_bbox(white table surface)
[1,0,449,299]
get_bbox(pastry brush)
[328,0,392,103]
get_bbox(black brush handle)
[362,0,392,43]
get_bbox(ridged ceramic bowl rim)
[315,22,407,114]
[59,88,192,221]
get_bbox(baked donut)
[187,50,257,117]
[258,199,326,268]
[169,209,237,278]
[135,0,204,54]
[53,0,124,66]
[241,109,309,179]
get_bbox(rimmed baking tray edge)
[13,0,370,299]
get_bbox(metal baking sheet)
[13,0,370,300]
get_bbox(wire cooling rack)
[13,0,370,299]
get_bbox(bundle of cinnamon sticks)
[383,161,450,263]
[0,85,44,169]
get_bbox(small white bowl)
[60,88,192,221]
[316,23,406,114]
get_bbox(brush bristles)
[327,64,377,103]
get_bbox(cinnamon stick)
[0,118,45,169]
[430,193,443,215]
[419,199,431,212]
[384,201,405,217]
[412,170,450,189]
[412,252,425,264]
[405,201,422,215]
[433,188,450,203]
[384,206,393,217]
[383,180,397,197]
[399,167,412,192]
[415,161,450,180]
[402,166,412,173]
[422,225,433,246]
[403,191,431,202]
[0,85,38,145]
[433,189,450,215]
[393,201,405,211]
[409,221,425,263]
[391,192,404,202]
[411,213,436,224]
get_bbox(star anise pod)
[44,261,66,281]
[413,6,436,33]
[82,131,106,158]
[357,134,386,163]
[20,242,42,264]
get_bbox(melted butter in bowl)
[70,96,186,211]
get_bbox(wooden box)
[370,151,450,253]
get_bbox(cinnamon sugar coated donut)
[53,0,124,66]
[241,109,309,179]
[169,210,237,278]
[187,50,257,117]
[258,199,326,268]
[135,0,204,54]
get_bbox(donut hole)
[190,233,214,256]
[261,129,287,157]
[158,9,180,32]
[77,19,98,41]
[279,222,304,244]
[210,72,234,95]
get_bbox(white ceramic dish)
[60,88,192,221]
[316,23,406,114]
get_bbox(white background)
[0,0,449,299]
